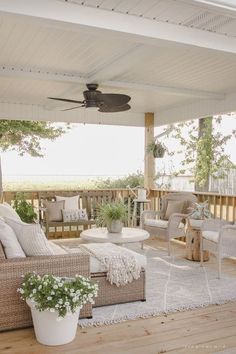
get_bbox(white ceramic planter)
[27,299,80,346]
[107,220,123,233]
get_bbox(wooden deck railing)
[3,188,236,225]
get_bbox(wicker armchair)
[141,192,197,255]
[200,219,236,278]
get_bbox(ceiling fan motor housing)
[83,84,102,107]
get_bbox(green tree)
[94,171,144,189]
[0,120,69,197]
[166,116,236,192]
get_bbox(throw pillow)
[0,202,21,221]
[164,201,184,220]
[4,217,54,256]
[62,209,88,222]
[0,219,25,258]
[55,195,79,210]
[44,200,65,222]
[49,241,67,255]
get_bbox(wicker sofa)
[0,240,146,331]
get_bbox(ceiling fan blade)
[62,105,85,112]
[48,97,84,104]
[96,93,131,107]
[98,104,131,113]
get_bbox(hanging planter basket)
[147,142,166,158]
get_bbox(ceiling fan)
[48,83,131,113]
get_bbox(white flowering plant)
[18,272,98,318]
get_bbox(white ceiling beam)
[156,91,236,126]
[103,80,225,100]
[0,101,144,127]
[190,0,236,11]
[0,66,225,100]
[1,0,236,54]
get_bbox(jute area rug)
[79,244,236,327]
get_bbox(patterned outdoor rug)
[79,244,236,327]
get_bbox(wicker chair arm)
[201,218,229,232]
[168,213,189,233]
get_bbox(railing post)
[144,112,155,189]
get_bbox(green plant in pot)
[188,200,211,228]
[147,141,166,158]
[96,201,127,233]
[13,193,37,223]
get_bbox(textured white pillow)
[4,217,54,257]
[55,195,79,210]
[0,219,25,258]
[62,209,88,222]
[0,202,21,221]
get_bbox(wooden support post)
[144,112,155,189]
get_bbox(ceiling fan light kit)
[48,83,131,113]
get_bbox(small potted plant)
[13,193,37,223]
[147,141,166,158]
[96,201,127,233]
[18,272,98,346]
[188,200,211,228]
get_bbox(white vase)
[27,299,80,346]
[107,220,123,233]
[137,188,147,201]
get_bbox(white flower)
[51,291,55,295]
[65,301,69,306]
[32,289,37,294]
[49,308,55,313]
[58,283,63,287]
[72,297,77,303]
[38,285,42,290]
[19,289,24,294]
[70,288,75,293]
[47,296,52,301]
[53,285,58,289]
[58,299,63,304]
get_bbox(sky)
[1,115,236,180]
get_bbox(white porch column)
[144,112,155,189]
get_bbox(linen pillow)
[4,217,54,256]
[62,209,88,222]
[55,195,79,210]
[164,201,184,220]
[49,241,67,255]
[44,200,65,222]
[0,219,25,258]
[0,202,21,221]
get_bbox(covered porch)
[0,0,236,353]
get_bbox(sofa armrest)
[0,253,90,280]
[141,210,163,228]
[0,253,91,330]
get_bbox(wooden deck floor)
[1,239,236,354]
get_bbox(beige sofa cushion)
[4,217,54,256]
[0,202,21,221]
[0,219,25,258]
[55,195,79,210]
[202,231,219,243]
[44,200,65,222]
[145,219,184,229]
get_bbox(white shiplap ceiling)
[0,0,236,126]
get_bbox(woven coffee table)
[81,227,149,249]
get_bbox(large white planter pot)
[27,300,80,346]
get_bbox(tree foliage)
[0,120,68,157]
[94,171,144,189]
[165,116,236,190]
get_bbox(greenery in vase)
[13,193,37,223]
[96,201,128,227]
[18,272,98,318]
[189,201,211,220]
